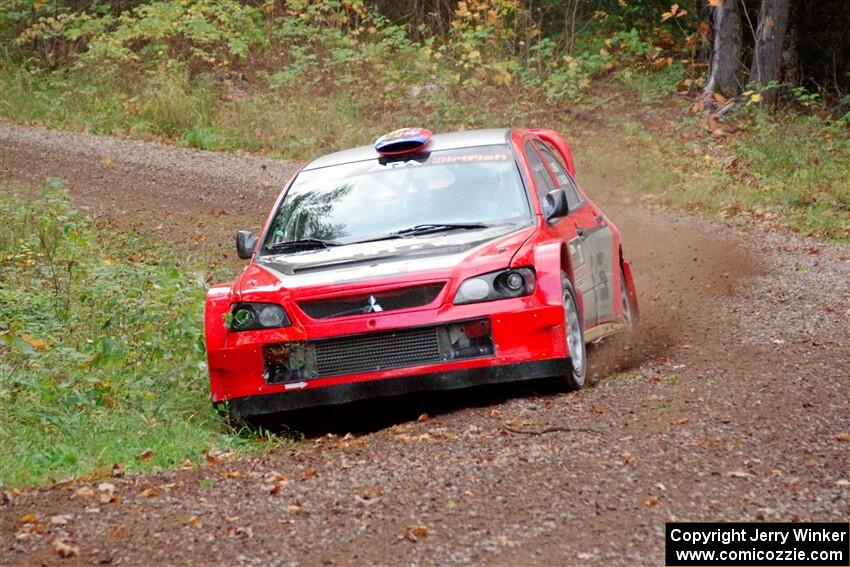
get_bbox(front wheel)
[562,275,587,390]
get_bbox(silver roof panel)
[303,128,513,171]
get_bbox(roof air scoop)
[374,128,432,155]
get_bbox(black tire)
[561,274,588,390]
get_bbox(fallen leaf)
[139,487,159,498]
[489,409,501,418]
[49,514,73,526]
[140,449,153,461]
[727,470,752,478]
[20,514,38,524]
[417,413,430,422]
[708,0,720,6]
[269,484,281,495]
[224,471,243,479]
[642,496,659,506]
[356,487,382,505]
[670,417,690,426]
[19,333,48,352]
[266,471,288,483]
[75,487,95,498]
[100,493,120,504]
[288,503,304,515]
[302,467,316,480]
[102,156,113,166]
[186,516,202,528]
[404,525,429,541]
[108,526,125,537]
[229,525,253,538]
[835,432,850,442]
[52,540,80,558]
[97,482,118,504]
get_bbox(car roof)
[302,128,513,171]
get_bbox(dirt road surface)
[1,122,848,566]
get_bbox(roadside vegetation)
[0,0,847,488]
[0,183,268,488]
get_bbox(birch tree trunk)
[751,0,791,105]
[705,0,743,97]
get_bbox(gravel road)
[1,121,848,566]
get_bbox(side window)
[534,141,582,210]
[524,141,555,201]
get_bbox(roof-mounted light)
[374,127,432,155]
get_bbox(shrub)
[0,183,254,487]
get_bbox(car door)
[523,139,597,328]
[533,141,616,327]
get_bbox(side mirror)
[544,190,569,220]
[236,230,258,260]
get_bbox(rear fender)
[621,259,639,321]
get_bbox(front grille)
[314,327,441,377]
[298,283,444,320]
[263,319,494,383]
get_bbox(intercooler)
[263,319,494,383]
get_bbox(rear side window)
[534,141,582,211]
[524,141,555,201]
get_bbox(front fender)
[205,285,232,352]
[528,241,584,322]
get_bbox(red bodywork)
[205,129,638,415]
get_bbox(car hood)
[242,223,535,291]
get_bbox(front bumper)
[207,296,567,411]
[227,358,569,416]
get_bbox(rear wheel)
[562,275,587,390]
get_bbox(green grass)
[0,182,273,488]
[590,97,849,240]
[730,113,849,239]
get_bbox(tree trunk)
[706,0,743,97]
[751,0,791,104]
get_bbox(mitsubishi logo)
[365,295,383,313]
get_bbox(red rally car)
[205,128,638,418]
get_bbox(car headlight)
[453,268,536,305]
[229,303,291,331]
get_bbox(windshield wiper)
[265,238,342,252]
[391,223,490,236]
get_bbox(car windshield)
[262,145,530,252]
